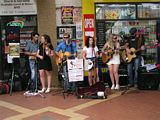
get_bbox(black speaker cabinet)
[138,71,160,90]
[106,68,128,87]
[119,66,128,86]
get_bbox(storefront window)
[0,16,37,51]
[95,3,159,64]
[138,3,160,19]
[96,4,136,20]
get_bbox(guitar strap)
[63,41,73,60]
[137,34,142,49]
[64,41,73,53]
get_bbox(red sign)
[83,14,95,43]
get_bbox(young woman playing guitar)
[102,33,121,90]
[82,36,99,86]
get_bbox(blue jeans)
[63,64,75,92]
[29,60,37,89]
[127,56,141,85]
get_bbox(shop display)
[138,3,160,19]
[95,2,159,66]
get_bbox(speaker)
[138,71,160,90]
[119,66,128,86]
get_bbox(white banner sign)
[67,59,84,82]
[0,0,37,15]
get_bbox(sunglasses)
[113,36,117,39]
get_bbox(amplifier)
[119,68,128,86]
[138,71,160,90]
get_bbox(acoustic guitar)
[55,51,73,65]
[101,42,129,64]
[123,40,158,63]
[101,49,114,64]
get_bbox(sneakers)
[38,88,46,93]
[38,88,51,93]
[111,84,120,90]
[115,84,120,90]
[111,84,115,90]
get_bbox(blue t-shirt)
[56,41,77,59]
[25,40,39,53]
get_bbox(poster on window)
[57,26,76,39]
[73,8,82,23]
[76,21,82,39]
[61,6,74,24]
[105,5,136,20]
[67,59,84,82]
[9,43,20,58]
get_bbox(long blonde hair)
[107,35,115,49]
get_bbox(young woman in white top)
[102,34,120,90]
[82,36,99,86]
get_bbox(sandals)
[38,88,46,93]
[45,88,51,93]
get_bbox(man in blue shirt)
[55,33,77,92]
[24,32,39,91]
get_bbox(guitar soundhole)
[130,52,134,55]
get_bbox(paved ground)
[0,88,160,120]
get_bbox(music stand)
[8,56,14,96]
[52,59,84,99]
[67,59,84,97]
[7,43,20,96]
[52,59,68,99]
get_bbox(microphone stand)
[24,58,45,98]
[52,42,74,99]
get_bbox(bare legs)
[94,67,99,83]
[88,70,94,86]
[108,64,120,90]
[45,71,52,93]
[39,70,45,89]
[88,67,99,86]
[39,69,52,93]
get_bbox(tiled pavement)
[0,88,160,120]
